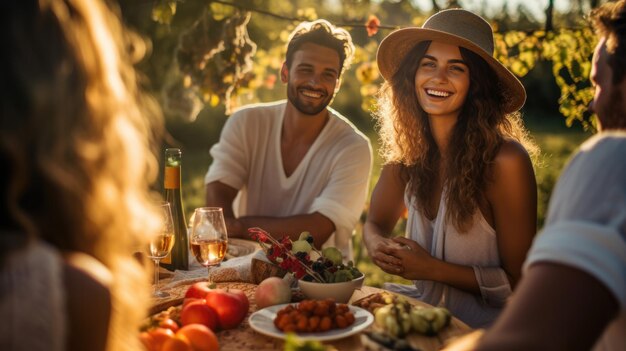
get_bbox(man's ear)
[280,63,289,83]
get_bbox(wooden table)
[150,280,472,351]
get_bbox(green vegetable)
[291,240,312,254]
[298,231,313,242]
[321,247,342,266]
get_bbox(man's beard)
[599,88,626,131]
[287,84,333,115]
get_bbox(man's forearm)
[230,212,335,249]
[205,182,237,218]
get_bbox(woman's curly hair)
[0,0,162,349]
[375,41,537,231]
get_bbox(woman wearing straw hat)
[363,8,538,327]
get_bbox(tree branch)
[210,0,398,31]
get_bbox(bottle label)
[164,167,180,189]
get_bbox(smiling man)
[204,20,372,259]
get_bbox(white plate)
[249,303,374,341]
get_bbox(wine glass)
[147,202,175,298]
[190,207,228,280]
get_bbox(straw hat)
[377,8,526,113]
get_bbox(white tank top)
[385,189,512,328]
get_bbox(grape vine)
[152,0,598,130]
[493,27,597,130]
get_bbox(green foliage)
[543,28,597,131]
[145,1,600,130]
[529,120,591,228]
[494,27,598,131]
[151,0,177,25]
[164,7,256,118]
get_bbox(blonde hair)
[0,0,162,349]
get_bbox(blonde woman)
[364,9,538,327]
[0,0,162,350]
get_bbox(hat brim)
[377,27,526,114]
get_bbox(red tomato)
[177,324,219,351]
[184,281,214,299]
[183,297,205,308]
[161,335,193,351]
[180,300,219,330]
[230,288,250,313]
[159,318,180,333]
[205,288,249,330]
[139,331,155,351]
[147,328,175,351]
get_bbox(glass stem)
[153,259,160,293]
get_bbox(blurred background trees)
[118,0,603,211]
[118,0,603,285]
[119,0,603,132]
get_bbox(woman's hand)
[385,237,438,281]
[369,235,405,275]
[363,163,409,276]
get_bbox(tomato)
[159,318,180,333]
[139,331,155,351]
[161,335,193,351]
[180,301,219,330]
[146,328,175,351]
[177,324,219,351]
[205,288,249,329]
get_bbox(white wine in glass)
[147,202,175,298]
[190,207,228,278]
[149,233,175,258]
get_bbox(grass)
[527,118,592,229]
[173,117,591,288]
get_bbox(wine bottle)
[161,148,189,271]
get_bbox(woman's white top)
[385,189,512,328]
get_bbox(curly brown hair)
[0,0,162,349]
[375,41,537,231]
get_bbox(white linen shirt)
[205,101,372,259]
[525,132,626,351]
